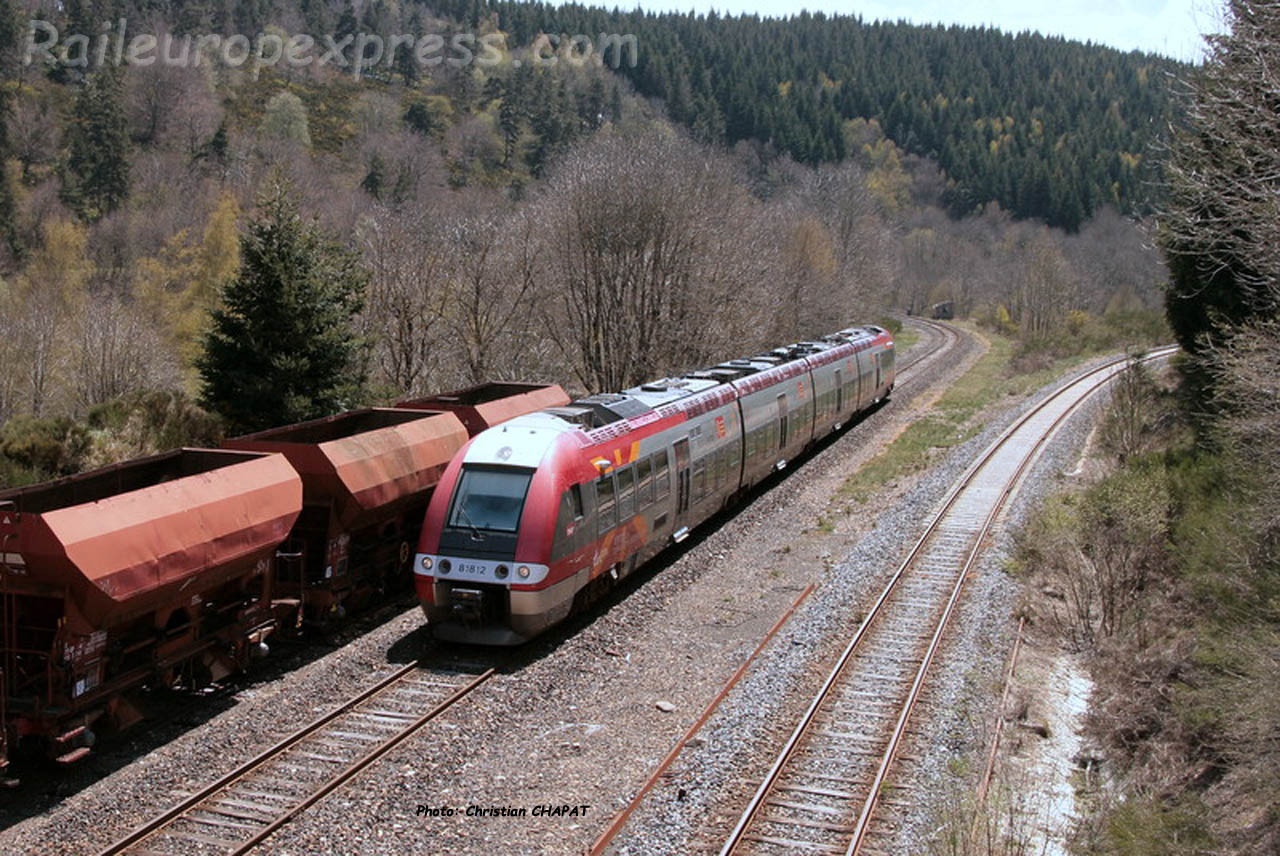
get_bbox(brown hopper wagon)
[396,382,571,435]
[222,408,469,629]
[0,383,567,772]
[220,383,568,629]
[0,449,302,769]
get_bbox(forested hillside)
[0,0,1171,486]
[448,1,1180,229]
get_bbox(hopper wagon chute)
[0,449,302,768]
[222,408,470,628]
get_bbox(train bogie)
[0,449,302,768]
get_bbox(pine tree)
[1159,0,1280,408]
[404,102,435,136]
[60,68,131,221]
[198,179,368,434]
[498,91,522,166]
[0,42,20,259]
[361,153,386,199]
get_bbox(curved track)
[68,320,961,856]
[719,347,1176,856]
[96,664,492,856]
[894,319,959,379]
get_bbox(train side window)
[596,474,616,535]
[617,466,635,521]
[693,459,707,501]
[654,451,671,501]
[636,457,653,507]
[553,486,585,562]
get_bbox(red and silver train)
[415,326,895,644]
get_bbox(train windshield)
[448,467,535,533]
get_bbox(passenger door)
[777,393,788,451]
[674,438,691,519]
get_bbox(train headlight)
[517,565,531,579]
[421,556,433,571]
[439,559,452,574]
[495,564,509,579]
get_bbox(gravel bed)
[0,320,965,856]
[606,352,1122,856]
[887,388,1108,854]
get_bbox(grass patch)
[894,324,921,353]
[838,322,1096,502]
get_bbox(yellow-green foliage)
[133,194,241,381]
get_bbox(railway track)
[96,663,493,856]
[719,347,1176,856]
[76,319,956,856]
[895,319,958,379]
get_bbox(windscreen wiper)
[456,503,486,541]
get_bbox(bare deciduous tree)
[358,206,450,395]
[536,132,771,392]
[74,294,174,408]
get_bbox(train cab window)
[567,483,584,519]
[617,466,636,521]
[636,457,653,507]
[654,451,671,501]
[448,466,534,532]
[596,473,616,535]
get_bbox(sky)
[654,0,1223,61]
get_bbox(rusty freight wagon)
[222,408,471,629]
[396,381,571,435]
[221,384,569,630]
[0,449,302,769]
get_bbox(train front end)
[414,414,587,645]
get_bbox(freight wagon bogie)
[0,449,302,769]
[0,383,570,773]
[224,408,470,630]
[416,325,895,645]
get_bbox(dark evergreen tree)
[0,0,20,259]
[198,179,368,434]
[60,68,131,221]
[404,102,435,136]
[335,0,359,43]
[608,82,624,123]
[498,89,522,166]
[1158,1,1280,410]
[361,153,386,199]
[194,120,229,167]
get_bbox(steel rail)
[227,668,492,855]
[97,663,493,856]
[590,319,961,855]
[970,614,1025,843]
[589,583,817,856]
[720,347,1175,856]
[895,320,957,378]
